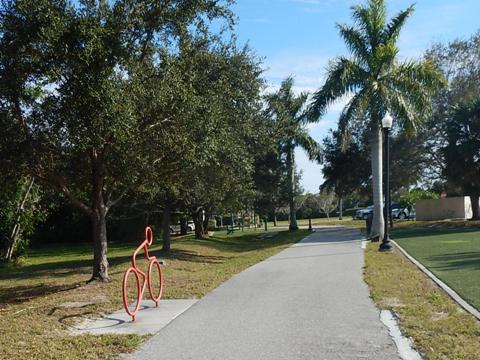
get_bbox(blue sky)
[231,0,480,193]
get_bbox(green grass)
[268,216,365,229]
[0,228,308,359]
[392,225,480,311]
[364,241,480,360]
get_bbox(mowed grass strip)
[393,226,480,311]
[270,216,365,229]
[364,242,480,360]
[0,228,308,360]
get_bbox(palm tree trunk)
[286,145,298,230]
[370,127,385,241]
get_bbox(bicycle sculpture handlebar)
[122,226,163,321]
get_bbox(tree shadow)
[158,249,230,264]
[0,255,132,281]
[0,281,84,305]
[426,252,480,271]
[392,226,479,240]
[183,230,307,253]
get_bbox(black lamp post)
[379,112,393,252]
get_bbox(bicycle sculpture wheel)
[122,226,163,321]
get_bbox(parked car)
[354,205,374,220]
[408,209,416,220]
[354,203,409,220]
[170,221,195,234]
[390,203,409,220]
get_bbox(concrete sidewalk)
[128,227,401,360]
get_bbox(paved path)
[129,227,400,360]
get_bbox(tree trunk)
[370,127,385,241]
[90,201,109,282]
[470,194,480,220]
[193,209,208,239]
[286,145,298,230]
[202,212,211,237]
[162,203,172,252]
[89,151,110,283]
[273,214,277,226]
[338,197,343,220]
[180,216,188,235]
[194,215,202,239]
[5,178,35,261]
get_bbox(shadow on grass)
[0,255,132,281]
[158,249,230,264]
[426,252,480,271]
[187,231,304,253]
[0,281,84,305]
[392,226,480,240]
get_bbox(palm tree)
[267,77,321,230]
[307,0,443,240]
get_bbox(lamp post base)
[379,238,393,252]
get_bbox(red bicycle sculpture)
[122,226,163,321]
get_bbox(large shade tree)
[0,0,233,281]
[443,99,480,220]
[421,32,480,185]
[266,77,321,230]
[307,0,443,240]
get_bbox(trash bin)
[365,213,373,235]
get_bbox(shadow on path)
[297,226,365,245]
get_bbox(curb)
[391,240,480,321]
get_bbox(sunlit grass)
[364,225,480,360]
[0,229,308,359]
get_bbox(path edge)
[391,240,480,321]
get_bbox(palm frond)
[351,0,386,49]
[389,92,418,135]
[383,60,444,135]
[371,41,398,74]
[336,24,370,67]
[394,60,446,90]
[338,89,369,150]
[384,5,414,43]
[306,57,366,121]
[294,128,322,162]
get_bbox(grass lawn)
[364,221,480,360]
[392,225,480,311]
[270,216,365,229]
[0,228,308,359]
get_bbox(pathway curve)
[129,226,400,360]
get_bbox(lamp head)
[382,112,393,129]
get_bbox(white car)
[390,204,409,219]
[354,206,374,220]
[170,221,195,234]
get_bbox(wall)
[416,197,474,221]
